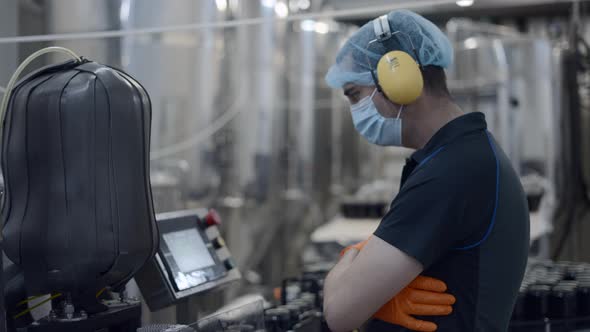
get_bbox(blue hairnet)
[325,9,453,88]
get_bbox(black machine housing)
[1,59,158,299]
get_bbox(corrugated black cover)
[1,60,158,296]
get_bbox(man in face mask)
[322,9,530,332]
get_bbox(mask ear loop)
[369,88,378,100]
[396,104,404,119]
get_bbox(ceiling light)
[456,0,474,7]
[275,1,289,18]
[215,0,227,11]
[262,0,276,8]
[463,37,478,49]
[315,22,329,34]
[120,0,131,22]
[301,19,315,32]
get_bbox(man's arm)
[323,236,423,332]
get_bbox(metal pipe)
[447,19,520,38]
[0,0,460,44]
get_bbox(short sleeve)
[374,173,468,269]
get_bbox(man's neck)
[406,97,464,150]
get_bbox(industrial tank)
[445,19,560,256]
[120,0,225,212]
[446,19,556,177]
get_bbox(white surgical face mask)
[350,89,403,146]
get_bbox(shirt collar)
[411,112,487,164]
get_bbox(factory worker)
[322,9,530,332]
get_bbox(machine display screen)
[135,210,239,310]
[157,217,228,292]
[163,229,215,273]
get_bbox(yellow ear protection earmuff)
[367,15,424,105]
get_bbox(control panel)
[135,209,241,311]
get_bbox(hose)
[0,47,82,138]
[95,287,107,298]
[13,293,62,320]
[16,294,46,307]
[149,99,243,160]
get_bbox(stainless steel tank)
[120,0,225,213]
[210,1,286,270]
[446,19,556,177]
[118,0,227,324]
[446,20,517,169]
[46,0,121,66]
[272,18,355,281]
[446,19,561,257]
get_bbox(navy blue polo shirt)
[369,112,530,331]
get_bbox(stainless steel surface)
[446,20,557,176]
[446,20,565,261]
[46,0,121,65]
[213,1,288,285]
[0,0,17,89]
[122,0,224,206]
[276,20,338,280]
[322,0,588,19]
[120,1,225,324]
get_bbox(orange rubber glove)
[340,240,456,332]
[373,276,455,331]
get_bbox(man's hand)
[373,276,455,331]
[328,239,455,332]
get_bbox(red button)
[205,209,221,227]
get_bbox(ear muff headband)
[368,15,424,105]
